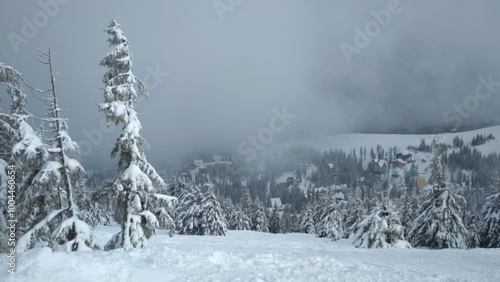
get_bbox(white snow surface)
[269,126,500,157]
[4,224,500,282]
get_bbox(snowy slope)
[268,126,500,156]
[3,225,500,282]
[266,125,500,182]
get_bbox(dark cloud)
[1,0,499,169]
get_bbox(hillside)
[269,126,500,157]
[265,125,500,185]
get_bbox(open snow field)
[269,126,500,157]
[3,225,500,282]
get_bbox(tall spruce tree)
[42,50,98,251]
[429,137,446,187]
[268,203,282,234]
[251,197,269,232]
[1,63,47,235]
[351,201,410,249]
[16,50,99,252]
[478,192,500,248]
[407,185,471,249]
[228,203,251,231]
[172,179,203,235]
[299,206,315,234]
[74,180,111,227]
[199,182,227,236]
[408,140,473,249]
[398,188,419,237]
[315,200,344,241]
[343,189,366,239]
[1,63,30,252]
[99,20,176,250]
[2,63,55,252]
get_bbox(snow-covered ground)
[265,125,500,183]
[3,225,500,282]
[269,126,500,157]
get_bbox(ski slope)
[266,125,500,183]
[268,126,500,157]
[3,225,500,282]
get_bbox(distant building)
[313,186,345,202]
[392,150,413,168]
[278,182,289,189]
[396,150,412,161]
[392,158,407,168]
[279,176,301,189]
[414,176,427,188]
[369,158,387,175]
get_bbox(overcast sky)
[1,0,500,168]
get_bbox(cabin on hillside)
[393,150,413,168]
[396,150,412,162]
[392,158,407,168]
[368,158,387,175]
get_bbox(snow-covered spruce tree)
[478,192,500,248]
[17,50,99,252]
[240,188,253,215]
[3,63,55,250]
[74,180,111,227]
[173,180,203,235]
[281,212,299,233]
[251,197,269,232]
[268,203,282,234]
[1,63,45,218]
[168,177,191,201]
[407,185,472,249]
[171,180,226,236]
[464,210,480,248]
[220,196,234,224]
[428,137,446,187]
[315,200,343,241]
[149,192,177,237]
[0,63,27,253]
[299,207,315,234]
[99,20,176,250]
[408,142,474,249]
[228,203,251,231]
[343,198,366,239]
[351,201,410,249]
[0,62,28,160]
[199,182,227,236]
[398,189,419,237]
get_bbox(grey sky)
[1,0,500,168]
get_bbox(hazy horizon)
[1,0,500,169]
